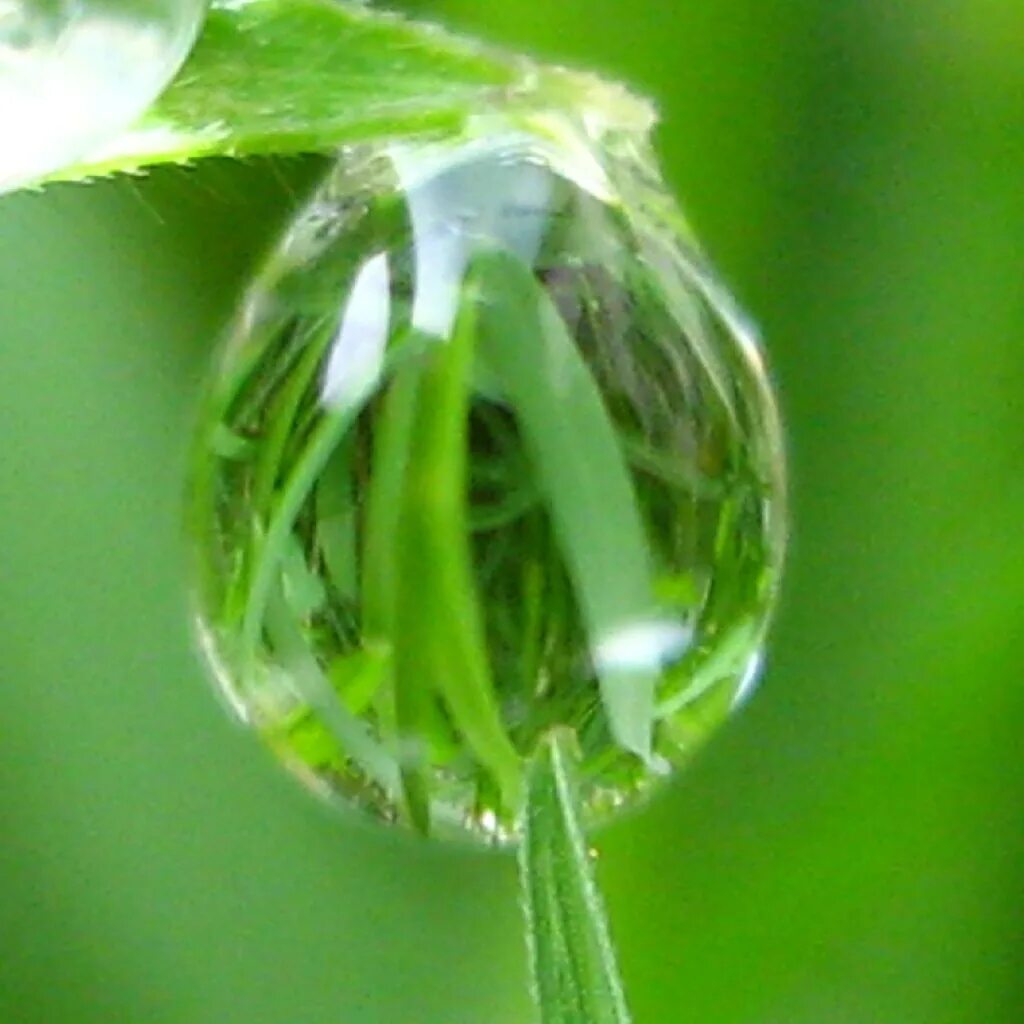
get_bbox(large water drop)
[0,0,206,189]
[189,111,787,843]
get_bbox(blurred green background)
[2,1,1022,1021]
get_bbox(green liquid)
[189,113,786,843]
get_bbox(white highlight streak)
[321,252,391,409]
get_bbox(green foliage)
[91,6,665,1013]
[391,311,524,828]
[46,0,653,182]
[472,250,659,764]
[520,731,632,1024]
[4,1,1023,1022]
[9,4,773,1022]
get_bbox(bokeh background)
[2,1,1022,1021]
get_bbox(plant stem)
[519,730,633,1024]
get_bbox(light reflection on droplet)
[392,134,554,338]
[594,619,694,675]
[321,252,391,410]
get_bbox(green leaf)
[46,0,655,183]
[316,438,358,603]
[328,645,390,716]
[361,358,421,647]
[519,730,633,1024]
[241,335,417,654]
[263,578,399,795]
[394,306,522,824]
[472,249,658,761]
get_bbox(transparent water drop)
[188,110,787,844]
[0,0,206,190]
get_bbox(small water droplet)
[0,0,206,189]
[188,110,787,844]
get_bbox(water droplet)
[0,0,206,189]
[188,110,787,843]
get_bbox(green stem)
[519,731,633,1024]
